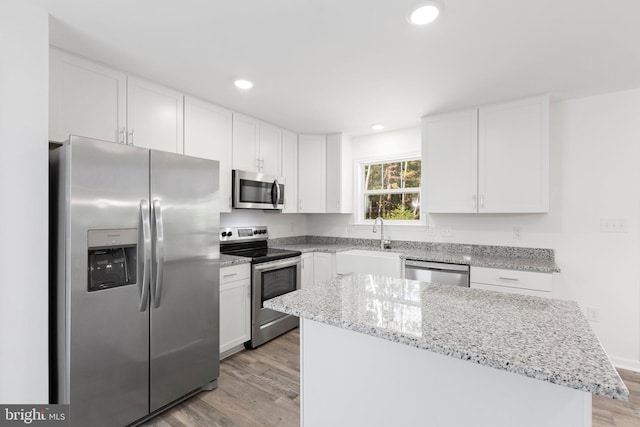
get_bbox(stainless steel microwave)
[232,170,285,210]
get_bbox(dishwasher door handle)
[405,260,469,273]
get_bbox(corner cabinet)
[184,96,233,212]
[423,96,549,213]
[219,263,251,358]
[298,134,326,213]
[326,133,353,213]
[232,113,282,176]
[281,130,299,213]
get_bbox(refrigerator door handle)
[139,200,151,312]
[152,199,165,308]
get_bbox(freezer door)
[62,136,150,426]
[149,150,220,411]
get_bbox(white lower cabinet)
[219,263,251,358]
[470,266,552,297]
[301,253,314,289]
[300,252,336,287]
[313,252,335,284]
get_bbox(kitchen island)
[265,273,627,427]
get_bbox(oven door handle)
[254,256,301,272]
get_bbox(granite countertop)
[265,273,628,400]
[399,249,560,273]
[220,254,251,268]
[270,243,560,273]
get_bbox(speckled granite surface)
[220,254,251,267]
[269,236,560,273]
[265,273,627,400]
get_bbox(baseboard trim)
[610,356,640,372]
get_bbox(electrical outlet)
[600,218,628,233]
[586,307,601,322]
[513,227,522,240]
[440,226,453,237]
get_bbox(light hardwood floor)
[143,328,639,426]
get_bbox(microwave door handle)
[274,179,281,207]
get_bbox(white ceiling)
[32,0,640,135]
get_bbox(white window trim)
[353,152,425,226]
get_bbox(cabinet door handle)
[223,273,238,278]
[472,195,477,210]
[499,277,519,282]
[336,201,340,211]
[479,194,484,209]
[128,129,135,145]
[228,196,232,210]
[119,127,126,144]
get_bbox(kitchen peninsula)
[266,274,628,427]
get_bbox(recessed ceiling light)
[234,79,254,90]
[371,124,385,131]
[408,2,442,25]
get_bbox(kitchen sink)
[335,249,402,278]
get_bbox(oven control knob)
[261,230,267,234]
[221,232,227,237]
[228,231,233,237]
[253,230,258,235]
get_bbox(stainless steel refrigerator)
[50,135,220,426]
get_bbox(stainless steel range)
[220,226,301,348]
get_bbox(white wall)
[0,0,49,403]
[308,90,640,369]
[221,211,307,238]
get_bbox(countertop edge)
[265,300,628,401]
[271,244,561,273]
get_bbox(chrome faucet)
[372,217,391,249]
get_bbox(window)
[362,158,421,222]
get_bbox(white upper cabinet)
[259,122,282,176]
[478,97,549,213]
[281,130,298,213]
[423,110,478,213]
[49,48,126,143]
[326,133,353,214]
[50,49,184,154]
[298,134,326,213]
[232,113,282,176]
[126,77,184,154]
[184,96,233,212]
[422,95,549,213]
[232,113,259,172]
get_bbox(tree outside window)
[363,159,421,221]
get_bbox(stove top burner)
[227,247,302,264]
[219,226,301,263]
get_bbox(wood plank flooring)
[143,328,640,426]
[141,329,300,427]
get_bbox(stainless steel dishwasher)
[404,260,470,287]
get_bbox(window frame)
[354,153,425,226]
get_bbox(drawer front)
[470,266,552,292]
[471,282,551,298]
[220,263,251,284]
